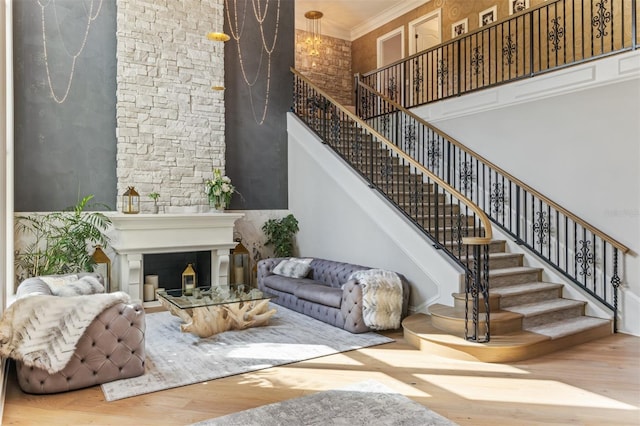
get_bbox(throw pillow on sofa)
[273,258,312,278]
[41,275,105,297]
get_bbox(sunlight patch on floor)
[415,374,638,410]
[362,348,528,374]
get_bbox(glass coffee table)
[157,286,277,337]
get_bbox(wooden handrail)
[292,67,493,245]
[355,79,631,254]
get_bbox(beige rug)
[101,305,394,401]
[190,380,458,426]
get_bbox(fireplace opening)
[143,251,212,291]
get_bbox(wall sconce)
[122,186,140,214]
[304,11,323,57]
[92,245,111,292]
[182,263,196,296]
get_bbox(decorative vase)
[152,202,159,214]
[209,197,226,212]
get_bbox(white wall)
[415,52,640,335]
[288,113,464,312]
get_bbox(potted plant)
[205,169,235,211]
[14,195,112,283]
[148,192,160,214]
[261,214,299,257]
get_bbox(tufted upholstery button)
[67,377,72,381]
[91,341,96,347]
[80,359,85,363]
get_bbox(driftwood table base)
[159,297,277,338]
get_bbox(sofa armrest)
[340,279,370,333]
[257,258,287,291]
[16,301,146,394]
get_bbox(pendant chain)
[38,0,103,104]
[225,0,280,125]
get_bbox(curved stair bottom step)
[402,313,613,363]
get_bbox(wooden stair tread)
[460,252,523,261]
[504,298,586,317]
[489,266,543,277]
[491,281,563,296]
[527,316,611,339]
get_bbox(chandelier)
[304,11,323,57]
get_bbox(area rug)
[190,379,458,426]
[101,305,394,401]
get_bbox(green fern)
[14,195,112,281]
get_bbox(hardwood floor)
[2,329,639,425]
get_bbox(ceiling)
[295,0,428,41]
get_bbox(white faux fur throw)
[349,269,403,330]
[0,291,131,374]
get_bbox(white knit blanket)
[349,269,403,330]
[0,291,131,374]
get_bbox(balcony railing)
[360,0,638,109]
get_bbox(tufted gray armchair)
[12,273,146,394]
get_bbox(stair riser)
[411,215,475,228]
[431,314,522,335]
[461,255,522,270]
[522,306,586,329]
[498,288,562,308]
[445,240,505,254]
[454,297,500,312]
[490,270,542,288]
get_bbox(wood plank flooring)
[2,329,639,425]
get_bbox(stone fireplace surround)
[106,211,243,303]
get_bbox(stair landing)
[403,313,612,363]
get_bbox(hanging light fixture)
[207,31,230,90]
[304,11,323,57]
[206,32,230,42]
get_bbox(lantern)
[92,245,111,292]
[182,263,197,296]
[230,240,250,289]
[122,186,140,214]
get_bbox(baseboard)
[0,357,8,421]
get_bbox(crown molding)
[351,0,430,41]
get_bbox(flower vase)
[210,198,225,212]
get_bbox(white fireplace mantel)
[105,212,244,302]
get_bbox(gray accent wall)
[13,0,117,211]
[224,2,294,210]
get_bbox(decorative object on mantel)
[148,192,160,214]
[205,168,235,211]
[122,186,140,214]
[261,214,299,257]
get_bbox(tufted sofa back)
[307,259,370,288]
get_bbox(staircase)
[325,118,613,361]
[406,243,612,363]
[293,69,623,363]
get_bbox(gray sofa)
[257,258,410,333]
[12,272,146,394]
